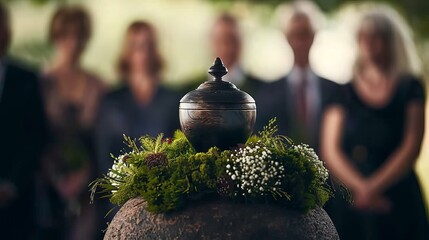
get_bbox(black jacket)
[0,60,47,239]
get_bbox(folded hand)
[353,179,391,213]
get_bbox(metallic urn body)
[179,58,256,152]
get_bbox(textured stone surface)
[104,198,339,240]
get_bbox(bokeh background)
[5,0,429,213]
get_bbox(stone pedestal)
[104,198,339,240]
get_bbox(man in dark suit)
[256,8,339,153]
[0,3,47,239]
[209,13,262,94]
[182,13,262,97]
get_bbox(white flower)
[225,143,285,197]
[107,153,133,194]
[294,144,329,182]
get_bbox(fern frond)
[123,135,139,152]
[259,118,278,139]
[139,135,155,153]
[154,133,165,153]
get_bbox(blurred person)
[256,2,339,152]
[321,10,429,240]
[0,3,47,240]
[209,13,262,93]
[39,5,106,240]
[95,21,180,220]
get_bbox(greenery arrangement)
[90,119,332,214]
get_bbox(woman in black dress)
[94,21,180,230]
[321,10,429,240]
[95,20,180,181]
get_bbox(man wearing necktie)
[256,4,339,153]
[0,3,47,239]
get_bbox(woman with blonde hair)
[321,7,429,240]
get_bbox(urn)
[179,57,256,152]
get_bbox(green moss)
[91,120,333,214]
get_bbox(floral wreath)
[90,119,331,214]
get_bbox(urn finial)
[208,57,228,81]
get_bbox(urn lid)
[180,57,255,107]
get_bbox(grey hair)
[354,7,420,78]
